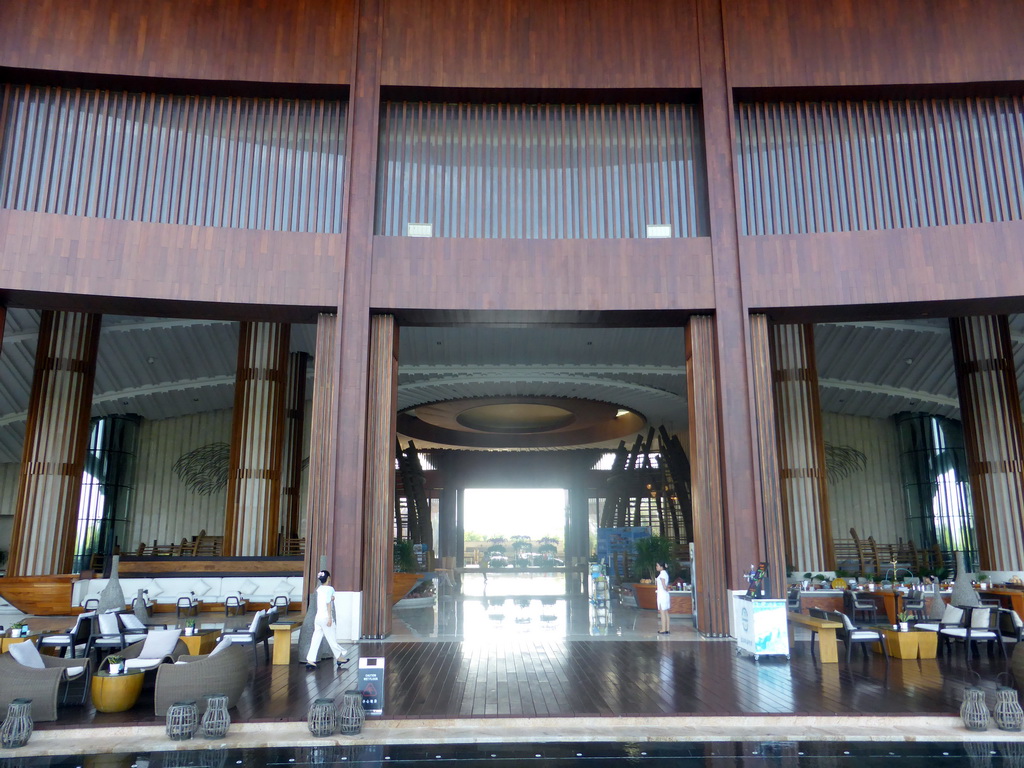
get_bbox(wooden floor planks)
[40,637,1012,729]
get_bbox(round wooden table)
[91,669,145,713]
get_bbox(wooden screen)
[736,97,1024,235]
[376,101,708,239]
[0,84,348,233]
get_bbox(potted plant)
[107,655,125,675]
[630,536,673,610]
[896,611,912,632]
[184,618,196,636]
[977,573,990,590]
[8,621,25,638]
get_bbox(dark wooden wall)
[0,0,356,84]
[381,0,701,89]
[726,0,1024,88]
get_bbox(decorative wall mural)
[824,443,868,483]
[173,442,230,495]
[173,442,310,495]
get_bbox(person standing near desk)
[305,570,348,672]
[656,561,671,635]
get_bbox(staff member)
[305,569,348,671]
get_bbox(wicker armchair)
[113,633,188,671]
[153,643,250,716]
[0,646,92,721]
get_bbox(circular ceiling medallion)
[456,403,576,433]
[398,396,646,449]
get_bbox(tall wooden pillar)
[950,315,1024,570]
[687,315,728,637]
[749,314,787,598]
[9,310,102,576]
[770,323,833,572]
[280,352,309,543]
[304,314,338,595]
[223,321,290,557]
[362,314,399,639]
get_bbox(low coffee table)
[92,669,145,713]
[871,625,938,659]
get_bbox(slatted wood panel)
[304,314,338,594]
[376,102,708,239]
[771,324,834,572]
[224,322,290,557]
[950,315,1024,571]
[749,314,786,599]
[361,315,399,639]
[0,85,348,233]
[9,311,101,576]
[280,353,309,544]
[686,315,727,637]
[736,98,1024,236]
[43,637,1008,727]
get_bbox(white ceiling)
[2,308,1024,464]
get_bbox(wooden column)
[950,315,1024,570]
[280,352,309,543]
[697,0,764,587]
[331,0,384,596]
[361,314,399,639]
[750,314,787,598]
[687,315,728,637]
[770,323,834,573]
[223,321,290,557]
[9,310,101,576]
[304,314,338,596]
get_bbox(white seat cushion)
[125,657,165,671]
[941,627,998,639]
[9,641,45,669]
[850,630,880,640]
[65,666,85,679]
[210,637,233,656]
[915,623,940,632]
[137,628,181,659]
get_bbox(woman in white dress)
[655,561,671,635]
[305,569,348,671]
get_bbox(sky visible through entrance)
[463,488,567,540]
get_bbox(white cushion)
[9,641,45,669]
[125,657,164,671]
[98,612,121,635]
[273,579,295,597]
[138,628,181,659]
[915,623,940,632]
[837,612,856,631]
[210,637,233,656]
[942,627,997,639]
[1009,610,1024,628]
[120,614,146,631]
[971,608,991,629]
[190,580,213,598]
[238,579,259,596]
[65,666,85,679]
[247,609,265,634]
[850,630,880,640]
[941,604,964,625]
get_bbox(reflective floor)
[11,741,1024,767]
[388,572,705,642]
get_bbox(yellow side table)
[92,669,144,713]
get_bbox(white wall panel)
[128,410,233,550]
[822,412,907,545]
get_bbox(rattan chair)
[939,605,1006,661]
[153,641,250,716]
[218,609,272,663]
[0,641,92,721]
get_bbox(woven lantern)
[0,698,33,748]
[201,693,231,739]
[307,698,338,737]
[339,690,365,735]
[960,686,990,731]
[994,686,1024,731]
[166,700,199,741]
